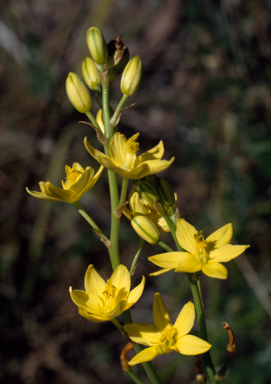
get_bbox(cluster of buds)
[123,176,179,244]
[65,27,143,114]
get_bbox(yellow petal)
[210,244,249,262]
[84,265,106,295]
[153,293,172,331]
[202,262,228,279]
[110,264,131,293]
[206,223,233,248]
[174,302,195,337]
[109,133,128,167]
[26,186,58,202]
[78,307,106,323]
[176,219,198,255]
[124,323,160,346]
[126,276,146,310]
[175,335,211,355]
[136,141,164,162]
[45,182,76,203]
[174,253,202,273]
[69,166,95,197]
[84,137,117,170]
[149,268,172,276]
[69,287,101,313]
[156,344,172,355]
[128,346,160,366]
[131,158,175,179]
[149,252,183,270]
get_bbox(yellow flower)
[69,264,145,322]
[149,219,250,279]
[26,163,103,204]
[124,293,211,366]
[84,132,174,180]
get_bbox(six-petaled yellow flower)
[124,293,211,366]
[26,163,103,204]
[149,218,250,279]
[84,132,174,180]
[69,264,145,322]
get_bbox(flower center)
[63,163,84,189]
[122,134,140,172]
[101,280,117,312]
[194,231,208,263]
[126,133,140,155]
[160,327,178,347]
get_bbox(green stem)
[85,110,100,130]
[127,370,146,384]
[101,72,121,270]
[110,94,129,129]
[73,202,102,232]
[120,178,129,206]
[111,318,125,334]
[158,240,173,252]
[130,238,145,275]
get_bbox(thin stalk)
[127,370,146,384]
[85,110,100,130]
[158,240,173,252]
[101,73,121,270]
[120,178,129,206]
[129,238,145,275]
[110,94,129,128]
[111,318,125,334]
[73,202,102,232]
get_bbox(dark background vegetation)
[1,0,271,383]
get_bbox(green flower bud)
[131,213,160,244]
[136,181,160,206]
[66,72,92,113]
[86,27,108,65]
[82,57,101,91]
[120,55,143,96]
[157,178,175,207]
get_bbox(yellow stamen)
[160,327,178,347]
[194,231,208,263]
[101,280,117,313]
[126,133,140,154]
[63,163,84,188]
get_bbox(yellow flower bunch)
[26,163,103,204]
[26,25,251,383]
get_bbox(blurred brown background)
[1,0,271,383]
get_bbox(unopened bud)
[82,57,101,91]
[66,72,92,113]
[86,27,108,65]
[96,107,114,134]
[157,178,175,207]
[136,181,160,205]
[120,55,143,96]
[131,213,160,244]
